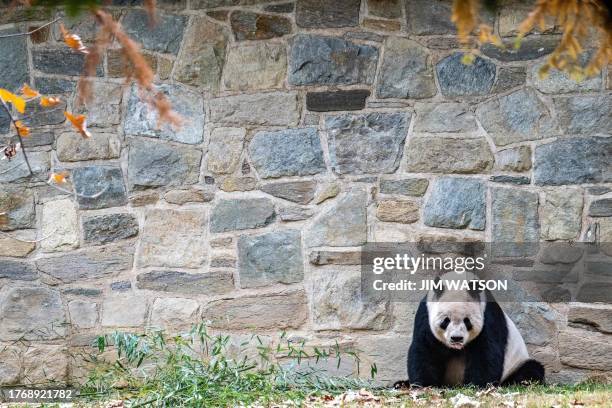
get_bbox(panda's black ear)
[467,286,482,300]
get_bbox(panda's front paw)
[393,380,411,389]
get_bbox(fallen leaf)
[0,88,26,114]
[40,96,61,108]
[21,84,40,99]
[64,111,92,138]
[60,23,89,54]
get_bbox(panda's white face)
[427,283,486,350]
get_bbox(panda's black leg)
[502,360,545,386]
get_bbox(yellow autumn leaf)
[48,171,70,184]
[14,120,30,137]
[64,111,92,138]
[40,96,61,108]
[0,88,26,114]
[21,84,39,99]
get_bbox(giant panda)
[401,272,545,387]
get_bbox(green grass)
[48,325,610,407]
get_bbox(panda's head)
[426,272,486,350]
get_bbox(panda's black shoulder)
[475,298,509,351]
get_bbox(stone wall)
[0,0,611,385]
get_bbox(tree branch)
[0,96,33,176]
[0,17,61,39]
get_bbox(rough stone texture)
[493,66,527,92]
[123,10,186,54]
[238,230,303,288]
[495,146,532,172]
[405,0,455,34]
[289,35,378,86]
[0,346,21,385]
[174,17,228,91]
[559,329,612,371]
[101,295,147,327]
[0,29,28,92]
[211,198,275,232]
[490,175,530,185]
[296,0,360,28]
[0,260,38,280]
[278,206,314,222]
[203,291,308,329]
[137,270,234,295]
[309,250,361,265]
[0,187,35,231]
[22,346,68,384]
[68,300,98,329]
[0,232,36,258]
[306,90,370,112]
[541,190,583,240]
[150,297,199,328]
[377,37,435,99]
[56,132,121,162]
[492,188,540,256]
[368,0,401,18]
[0,286,66,341]
[41,198,79,252]
[72,166,128,210]
[306,188,367,247]
[138,209,207,268]
[78,82,123,127]
[311,271,391,330]
[554,95,612,135]
[326,112,409,175]
[481,36,557,62]
[534,137,611,186]
[21,99,67,128]
[224,42,286,90]
[531,65,602,94]
[207,127,245,175]
[405,136,494,174]
[249,128,325,178]
[436,53,496,96]
[589,199,612,217]
[261,181,317,204]
[379,178,429,196]
[128,139,202,189]
[34,76,76,94]
[124,84,204,144]
[414,103,477,133]
[32,48,100,76]
[82,213,139,245]
[35,244,134,283]
[569,304,612,334]
[376,200,419,224]
[230,11,291,40]
[164,189,214,204]
[362,18,401,32]
[0,151,50,184]
[477,88,554,146]
[210,92,299,126]
[423,178,486,230]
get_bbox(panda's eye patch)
[440,317,450,329]
[464,318,473,331]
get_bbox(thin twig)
[0,17,62,39]
[0,96,33,176]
